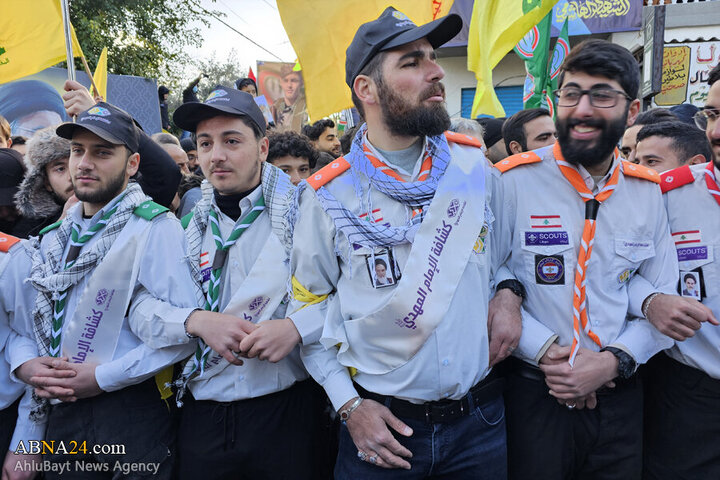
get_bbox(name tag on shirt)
[676,245,708,262]
[525,231,569,247]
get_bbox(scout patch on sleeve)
[535,254,565,285]
[473,223,489,254]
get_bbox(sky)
[185,0,297,78]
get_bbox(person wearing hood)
[12,128,75,238]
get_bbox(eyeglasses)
[553,87,631,108]
[693,108,720,130]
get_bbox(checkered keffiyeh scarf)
[184,162,296,291]
[312,123,451,249]
[27,182,148,420]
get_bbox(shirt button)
[238,375,245,381]
[442,359,449,366]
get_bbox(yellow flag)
[277,1,454,120]
[467,0,558,118]
[92,47,108,100]
[0,0,84,84]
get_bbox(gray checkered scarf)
[184,162,297,295]
[308,123,450,249]
[27,182,148,420]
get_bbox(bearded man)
[493,39,715,479]
[288,7,525,479]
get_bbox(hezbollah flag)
[0,0,84,84]
[276,1,454,121]
[515,11,552,111]
[92,47,108,101]
[467,0,558,118]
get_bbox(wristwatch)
[496,279,526,300]
[601,346,637,379]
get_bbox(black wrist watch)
[496,279,526,300]
[601,347,637,379]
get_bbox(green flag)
[547,17,570,118]
[514,11,552,110]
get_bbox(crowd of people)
[0,6,719,480]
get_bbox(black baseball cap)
[56,102,141,153]
[0,149,24,206]
[173,85,266,136]
[345,7,462,87]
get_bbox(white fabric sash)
[61,234,142,364]
[195,229,289,380]
[329,143,486,374]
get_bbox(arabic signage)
[654,41,720,107]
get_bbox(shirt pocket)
[610,236,656,289]
[520,230,575,286]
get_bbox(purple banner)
[677,245,708,262]
[525,231,569,246]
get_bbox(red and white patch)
[200,251,210,267]
[359,208,383,223]
[672,230,701,245]
[530,215,562,229]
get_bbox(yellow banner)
[92,47,108,101]
[0,0,84,84]
[276,1,454,121]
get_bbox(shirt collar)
[573,151,621,193]
[365,136,428,180]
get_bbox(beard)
[377,78,450,138]
[556,112,628,169]
[73,167,127,206]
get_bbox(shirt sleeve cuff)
[288,304,325,345]
[7,334,38,382]
[626,274,659,318]
[533,335,559,364]
[322,369,359,412]
[94,363,122,392]
[516,308,557,364]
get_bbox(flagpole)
[60,0,75,81]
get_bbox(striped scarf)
[705,162,720,207]
[27,182,149,420]
[554,143,622,365]
[310,124,450,250]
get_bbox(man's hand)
[60,195,79,220]
[540,348,619,400]
[238,318,301,363]
[185,310,258,365]
[15,357,76,399]
[343,398,413,470]
[646,294,718,341]
[31,361,102,401]
[487,288,522,366]
[62,80,96,117]
[2,451,40,480]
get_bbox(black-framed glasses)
[553,87,631,108]
[693,108,720,130]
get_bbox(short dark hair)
[684,273,696,283]
[708,63,720,86]
[302,119,336,141]
[351,52,385,119]
[502,108,551,154]
[636,121,713,164]
[634,108,677,126]
[267,130,318,169]
[10,135,26,146]
[235,78,258,91]
[559,39,640,99]
[340,124,360,154]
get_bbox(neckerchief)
[704,162,720,207]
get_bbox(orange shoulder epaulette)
[622,160,661,184]
[660,165,695,193]
[306,157,351,191]
[444,130,484,148]
[493,151,543,173]
[0,232,20,253]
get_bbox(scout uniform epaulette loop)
[133,200,169,220]
[622,160,661,184]
[660,165,695,193]
[0,232,20,252]
[444,130,484,148]
[493,151,543,173]
[306,157,351,191]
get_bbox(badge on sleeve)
[535,254,565,285]
[365,248,401,289]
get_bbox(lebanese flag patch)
[530,215,562,229]
[359,208,383,223]
[672,230,701,245]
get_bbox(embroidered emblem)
[530,215,562,229]
[672,230,701,245]
[535,255,565,285]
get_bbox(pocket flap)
[614,237,655,262]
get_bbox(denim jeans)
[335,393,507,480]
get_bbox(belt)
[507,356,638,392]
[354,370,504,424]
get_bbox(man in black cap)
[288,7,523,479]
[10,102,199,478]
[168,86,330,479]
[478,117,508,163]
[0,149,25,234]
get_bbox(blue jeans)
[335,393,507,480]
